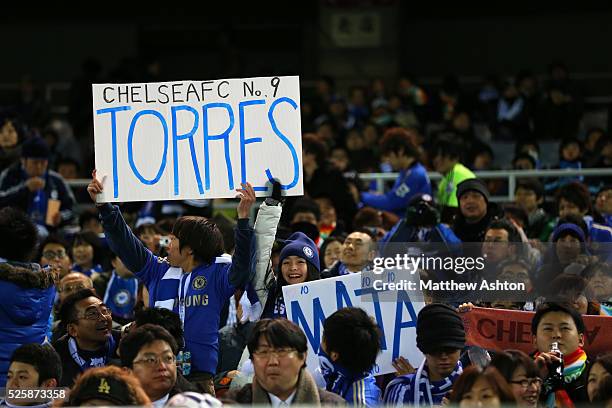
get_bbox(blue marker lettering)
[267,97,299,190]
[171,105,204,196]
[127,110,168,185]
[202,103,235,190]
[238,99,265,188]
[290,298,326,353]
[335,281,354,309]
[392,291,418,360]
[96,106,132,198]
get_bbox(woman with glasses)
[490,350,542,408]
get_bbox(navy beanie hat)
[279,232,320,272]
[21,137,50,159]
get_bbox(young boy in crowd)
[317,307,381,406]
[384,304,465,406]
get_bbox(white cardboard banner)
[283,272,425,376]
[92,76,302,202]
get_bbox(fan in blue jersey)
[316,307,382,406]
[87,170,256,394]
[102,252,139,325]
[360,127,431,217]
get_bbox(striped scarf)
[538,348,588,408]
[384,359,463,406]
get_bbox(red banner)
[461,307,612,356]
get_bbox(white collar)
[152,394,169,408]
[268,390,297,408]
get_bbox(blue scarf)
[412,359,463,406]
[318,349,372,399]
[68,335,116,371]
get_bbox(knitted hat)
[21,137,50,159]
[551,223,587,243]
[416,303,465,354]
[279,232,320,272]
[457,178,490,203]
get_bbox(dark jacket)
[0,262,55,387]
[0,163,76,226]
[228,368,345,405]
[452,203,502,244]
[52,330,121,388]
[539,353,589,406]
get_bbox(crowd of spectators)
[0,60,612,407]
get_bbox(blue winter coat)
[0,262,55,387]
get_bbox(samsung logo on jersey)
[176,294,209,307]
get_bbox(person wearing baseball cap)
[453,178,501,244]
[0,137,76,234]
[260,232,321,319]
[66,365,151,406]
[384,304,465,406]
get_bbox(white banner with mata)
[92,76,303,202]
[283,272,425,376]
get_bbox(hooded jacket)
[0,262,55,386]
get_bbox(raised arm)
[228,182,256,288]
[252,181,283,306]
[87,170,152,274]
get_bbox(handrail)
[65,167,612,206]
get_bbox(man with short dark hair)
[120,323,195,407]
[360,127,431,216]
[229,318,345,405]
[514,178,551,240]
[38,234,72,280]
[317,307,381,406]
[531,303,590,406]
[480,218,522,280]
[453,178,500,244]
[87,171,256,393]
[3,344,62,407]
[0,137,75,234]
[0,207,56,387]
[384,304,465,406]
[52,288,120,387]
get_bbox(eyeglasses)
[509,378,543,389]
[133,354,176,367]
[43,250,67,260]
[252,348,297,359]
[77,304,112,320]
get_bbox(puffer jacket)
[0,262,55,386]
